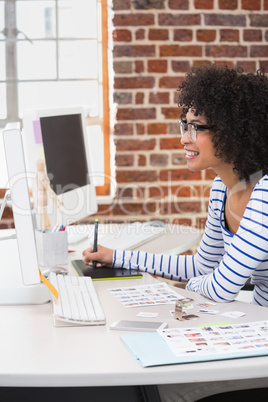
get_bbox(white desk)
[0,226,267,397]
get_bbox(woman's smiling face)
[180,109,222,173]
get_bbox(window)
[0,0,110,195]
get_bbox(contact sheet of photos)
[158,321,268,357]
[109,283,184,308]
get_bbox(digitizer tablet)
[71,259,143,280]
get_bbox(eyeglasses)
[179,120,216,143]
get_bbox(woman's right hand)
[82,244,114,268]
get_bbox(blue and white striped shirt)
[113,175,268,307]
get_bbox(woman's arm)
[187,177,268,302]
[112,192,225,281]
[82,178,227,286]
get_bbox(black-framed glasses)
[179,120,216,143]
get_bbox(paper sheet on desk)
[89,222,165,250]
[109,283,184,308]
[66,225,91,244]
[121,320,268,367]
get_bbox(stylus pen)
[93,219,98,268]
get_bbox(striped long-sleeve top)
[112,175,268,307]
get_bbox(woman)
[83,64,268,307]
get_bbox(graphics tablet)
[71,260,143,280]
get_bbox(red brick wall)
[95,0,268,228]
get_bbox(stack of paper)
[121,320,268,367]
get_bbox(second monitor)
[23,107,98,230]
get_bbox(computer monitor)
[22,107,98,230]
[0,123,50,304]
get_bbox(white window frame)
[0,0,111,195]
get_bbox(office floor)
[199,387,268,401]
[0,386,161,402]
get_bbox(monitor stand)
[0,236,50,305]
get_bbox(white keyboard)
[49,272,106,327]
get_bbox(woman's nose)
[180,131,191,145]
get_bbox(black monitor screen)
[40,114,89,195]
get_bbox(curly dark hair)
[177,64,268,182]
